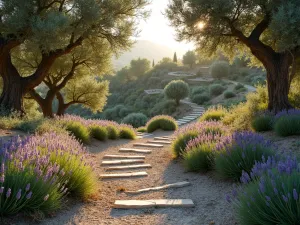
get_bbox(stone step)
[154,137,171,140]
[119,148,152,154]
[182,117,197,120]
[124,181,190,194]
[113,199,195,209]
[133,143,164,148]
[103,155,145,159]
[147,140,171,144]
[105,164,152,171]
[101,159,145,165]
[100,171,148,179]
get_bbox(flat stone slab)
[125,181,191,194]
[154,137,171,140]
[103,155,145,159]
[100,172,148,179]
[133,143,164,148]
[182,117,197,120]
[113,199,195,209]
[101,159,145,165]
[147,140,171,144]
[119,148,152,154]
[106,164,152,171]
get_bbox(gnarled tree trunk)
[0,52,26,113]
[30,89,56,118]
[265,53,292,113]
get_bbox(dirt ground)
[2,130,237,225]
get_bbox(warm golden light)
[197,22,205,30]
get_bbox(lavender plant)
[118,124,137,139]
[274,115,300,137]
[0,132,97,215]
[183,134,230,172]
[232,156,300,225]
[89,125,108,141]
[65,122,91,144]
[215,132,276,181]
[172,121,230,158]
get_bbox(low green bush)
[89,125,108,141]
[146,115,178,133]
[183,143,215,172]
[192,94,210,105]
[137,127,147,132]
[149,100,177,116]
[234,83,244,90]
[251,115,273,132]
[210,84,225,96]
[122,113,148,128]
[106,125,119,140]
[224,91,236,99]
[66,122,90,144]
[274,115,300,136]
[118,126,136,139]
[215,132,275,181]
[199,106,227,122]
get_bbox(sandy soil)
[2,130,237,225]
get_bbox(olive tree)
[210,61,230,79]
[166,0,300,112]
[0,0,148,113]
[164,80,189,105]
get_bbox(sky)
[137,0,194,55]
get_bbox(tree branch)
[249,15,270,40]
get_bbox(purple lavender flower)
[25,183,30,192]
[0,186,4,194]
[265,196,271,201]
[16,189,22,200]
[293,189,298,200]
[282,195,288,203]
[6,188,11,198]
[26,191,32,199]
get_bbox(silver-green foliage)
[164,80,189,105]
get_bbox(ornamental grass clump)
[0,133,97,216]
[89,125,108,141]
[146,115,178,133]
[118,125,137,139]
[65,122,90,144]
[215,132,276,181]
[229,156,300,225]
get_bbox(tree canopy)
[182,51,196,68]
[166,0,300,112]
[0,0,148,113]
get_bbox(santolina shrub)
[146,115,178,133]
[122,113,148,128]
[0,133,96,216]
[215,132,276,181]
[199,106,227,122]
[227,156,300,225]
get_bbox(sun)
[197,21,205,30]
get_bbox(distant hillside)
[113,40,182,70]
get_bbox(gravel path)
[7,130,237,225]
